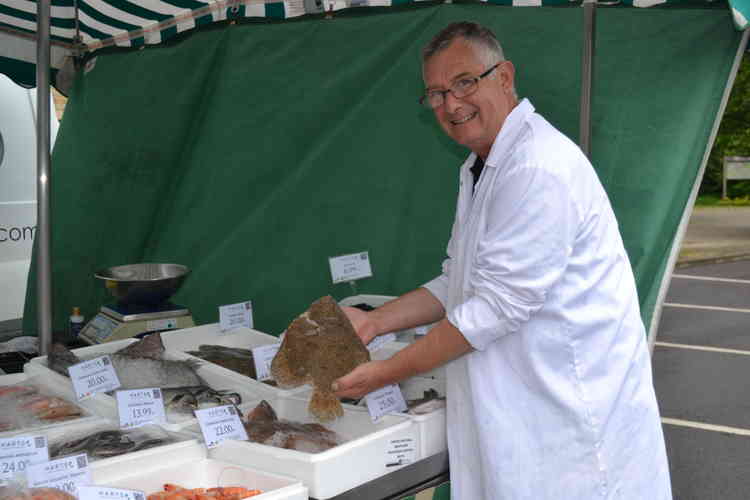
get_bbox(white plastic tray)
[398,376,446,459]
[206,395,417,499]
[0,372,107,437]
[92,441,308,500]
[24,339,278,431]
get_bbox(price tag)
[0,435,48,482]
[219,301,253,332]
[385,435,416,468]
[366,333,396,352]
[365,384,407,422]
[195,405,248,449]
[78,486,146,500]
[252,343,281,381]
[116,388,166,429]
[26,453,91,497]
[328,251,373,284]
[68,355,121,400]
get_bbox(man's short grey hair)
[422,21,506,69]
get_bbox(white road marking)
[663,302,750,314]
[655,341,750,356]
[662,417,750,437]
[672,274,750,284]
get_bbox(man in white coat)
[333,21,672,499]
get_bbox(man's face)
[423,39,516,159]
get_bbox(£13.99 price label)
[68,355,121,400]
[365,384,407,422]
[0,435,48,482]
[116,388,166,429]
[328,251,373,284]
[26,453,91,497]
[195,405,248,449]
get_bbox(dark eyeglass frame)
[419,62,502,109]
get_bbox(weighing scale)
[78,262,196,344]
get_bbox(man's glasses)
[419,62,501,109]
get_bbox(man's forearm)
[369,287,446,338]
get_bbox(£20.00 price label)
[77,486,146,500]
[252,343,281,381]
[116,388,166,429]
[68,355,121,400]
[0,435,48,482]
[328,251,373,284]
[195,405,248,449]
[365,384,407,422]
[26,453,91,497]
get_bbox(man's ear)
[499,60,516,93]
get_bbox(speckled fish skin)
[271,295,369,421]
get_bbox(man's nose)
[443,91,462,113]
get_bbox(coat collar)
[483,98,534,169]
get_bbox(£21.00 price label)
[365,384,407,422]
[116,388,166,429]
[0,435,48,482]
[328,251,373,284]
[68,355,121,400]
[195,405,248,449]
[252,343,281,381]
[26,453,91,497]
[77,486,146,500]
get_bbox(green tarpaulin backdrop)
[23,4,742,340]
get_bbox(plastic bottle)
[69,307,84,339]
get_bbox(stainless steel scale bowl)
[95,263,190,306]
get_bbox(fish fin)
[309,387,343,422]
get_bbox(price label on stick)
[0,435,48,482]
[117,388,166,429]
[219,301,253,332]
[195,405,248,449]
[68,355,121,400]
[252,343,281,381]
[26,453,91,497]
[329,251,373,284]
[78,486,146,500]
[365,384,407,422]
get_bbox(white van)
[0,74,59,325]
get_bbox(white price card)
[68,355,121,400]
[365,384,407,422]
[252,343,281,381]
[195,404,248,449]
[26,453,91,497]
[78,486,146,500]
[0,435,48,482]
[219,301,253,332]
[385,435,417,468]
[328,251,373,284]
[116,388,166,429]
[366,333,396,352]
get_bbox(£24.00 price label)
[365,384,407,422]
[195,405,248,449]
[68,354,121,400]
[26,453,91,497]
[0,435,48,482]
[116,388,166,429]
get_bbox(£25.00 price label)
[195,405,248,449]
[68,354,121,400]
[252,343,281,381]
[116,388,166,429]
[26,453,91,497]
[219,301,253,332]
[77,486,146,500]
[328,251,373,284]
[365,384,407,422]
[0,435,48,481]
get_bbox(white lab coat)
[423,99,672,499]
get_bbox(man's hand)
[332,360,391,399]
[341,306,379,345]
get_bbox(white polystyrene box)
[0,372,108,437]
[207,395,418,499]
[397,376,447,459]
[24,339,278,431]
[160,324,307,398]
[92,441,308,500]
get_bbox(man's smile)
[450,111,478,125]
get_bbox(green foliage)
[701,53,750,196]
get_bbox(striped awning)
[0,0,746,88]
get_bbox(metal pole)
[579,0,596,157]
[36,0,52,355]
